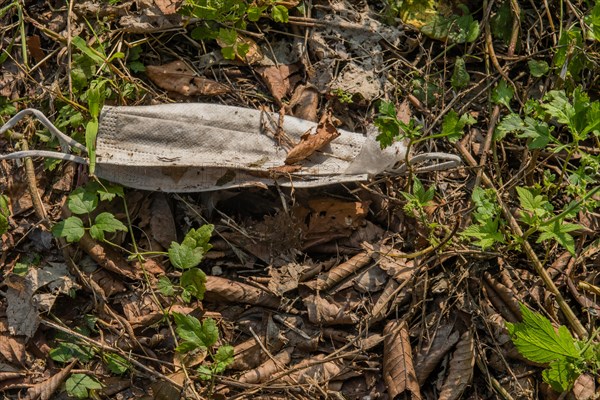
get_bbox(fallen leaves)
[146,61,230,96]
[285,111,341,165]
[383,320,422,400]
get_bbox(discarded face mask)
[0,104,461,192]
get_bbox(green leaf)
[65,374,103,399]
[528,60,549,77]
[92,212,127,240]
[538,220,582,256]
[221,46,236,60]
[168,242,204,270]
[0,214,7,236]
[542,359,579,392]
[247,5,265,21]
[197,365,213,380]
[491,0,513,44]
[213,345,234,373]
[104,353,131,374]
[462,218,505,249]
[441,110,475,143]
[182,225,214,253]
[180,268,207,301]
[157,276,176,296]
[86,120,98,176]
[128,60,146,73]
[515,187,552,217]
[50,341,94,363]
[506,304,580,364]
[71,36,105,65]
[451,57,470,89]
[585,1,600,41]
[68,188,98,215]
[271,4,288,23]
[52,217,85,242]
[492,80,514,110]
[173,314,219,353]
[97,183,124,202]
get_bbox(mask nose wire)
[386,152,462,175]
[0,109,88,153]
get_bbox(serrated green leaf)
[180,268,207,301]
[168,242,204,270]
[93,212,127,235]
[515,187,552,218]
[173,313,219,353]
[197,365,213,380]
[52,217,85,242]
[68,188,98,215]
[65,374,103,399]
[214,345,234,370]
[271,4,288,23]
[528,60,549,77]
[506,304,580,364]
[157,276,175,296]
[538,220,582,255]
[492,80,514,110]
[128,60,146,73]
[182,225,214,252]
[451,57,470,89]
[462,218,505,249]
[441,110,474,143]
[542,359,579,392]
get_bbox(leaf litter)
[1,0,600,399]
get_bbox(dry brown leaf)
[89,268,126,297]
[257,64,299,103]
[26,35,45,64]
[368,278,412,324]
[290,84,319,122]
[273,354,348,384]
[396,99,413,124]
[304,294,359,325]
[153,0,182,14]
[439,330,475,400]
[146,61,229,96]
[238,347,293,383]
[0,318,26,366]
[79,233,141,280]
[414,324,460,385]
[483,271,521,323]
[285,111,340,164]
[204,276,280,308]
[306,252,371,291]
[24,360,75,400]
[149,193,177,249]
[572,373,596,400]
[383,320,422,400]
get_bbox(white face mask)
[0,104,460,192]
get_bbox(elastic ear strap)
[0,150,87,164]
[0,109,88,153]
[391,152,462,174]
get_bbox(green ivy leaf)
[52,216,85,242]
[68,188,98,215]
[180,268,207,301]
[65,374,103,399]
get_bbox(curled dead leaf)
[146,61,229,96]
[305,251,371,291]
[383,320,422,400]
[24,360,76,400]
[414,324,460,385]
[304,294,359,325]
[204,276,280,309]
[238,347,293,383]
[285,111,341,164]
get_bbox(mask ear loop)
[0,108,88,163]
[387,152,462,175]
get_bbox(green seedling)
[173,313,234,381]
[462,187,506,250]
[507,304,600,392]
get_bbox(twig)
[455,142,588,339]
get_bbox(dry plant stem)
[474,105,500,190]
[507,0,521,57]
[40,318,184,390]
[21,140,48,224]
[475,354,515,400]
[455,142,588,339]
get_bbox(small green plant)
[180,0,289,60]
[157,224,213,303]
[461,187,506,250]
[173,313,235,380]
[332,88,354,104]
[51,182,127,243]
[507,304,600,392]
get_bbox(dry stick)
[21,140,48,224]
[474,105,500,190]
[455,142,588,339]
